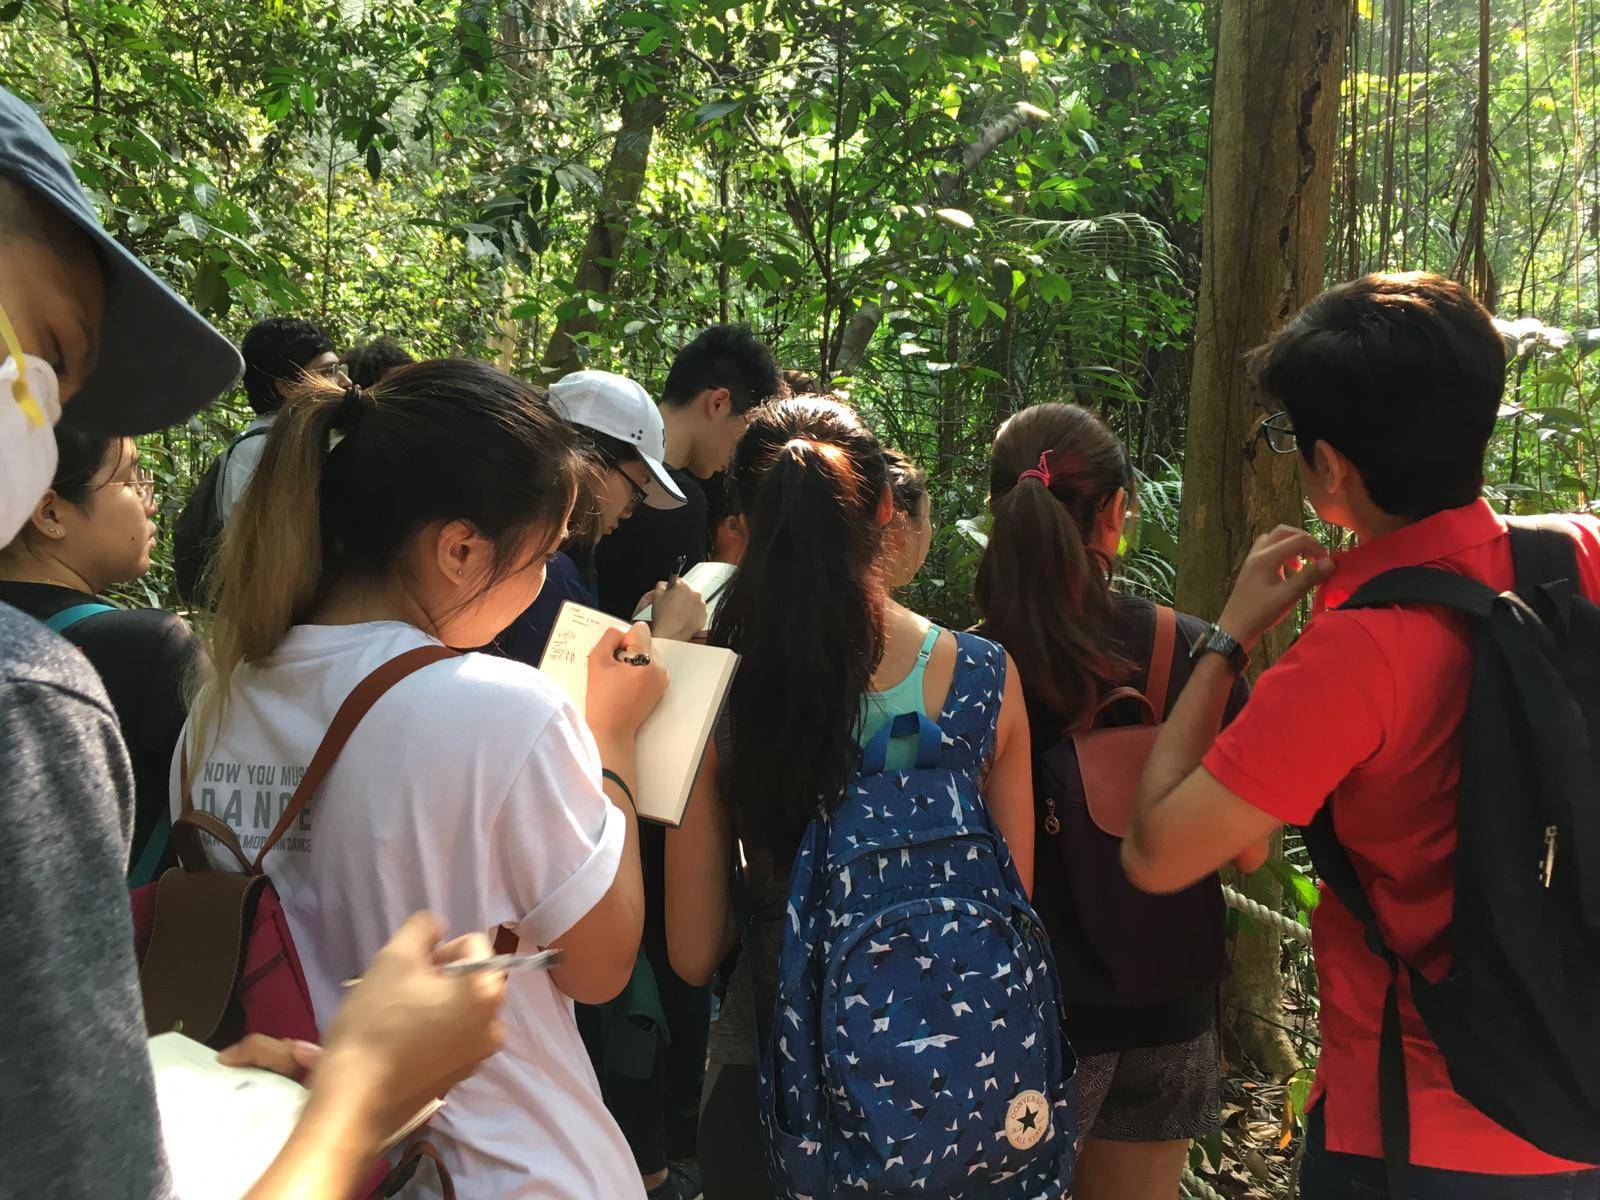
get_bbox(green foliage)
[4,0,1216,617]
[1491,317,1600,514]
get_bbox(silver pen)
[342,947,561,988]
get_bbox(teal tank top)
[857,623,942,772]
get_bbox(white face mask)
[0,351,63,545]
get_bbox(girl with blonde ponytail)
[178,359,667,1200]
[976,402,1257,1200]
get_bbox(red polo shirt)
[1204,499,1600,1174]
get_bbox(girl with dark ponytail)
[977,403,1256,1200]
[181,360,668,1200]
[664,396,1037,1200]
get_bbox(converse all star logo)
[1004,1088,1049,1150]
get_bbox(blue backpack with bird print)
[758,632,1076,1199]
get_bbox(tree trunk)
[543,81,668,375]
[1175,0,1350,1082]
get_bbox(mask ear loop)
[0,301,46,427]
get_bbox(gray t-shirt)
[0,601,172,1197]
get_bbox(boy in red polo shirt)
[1125,272,1600,1198]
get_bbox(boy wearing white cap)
[499,369,706,664]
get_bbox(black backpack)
[172,427,265,607]
[1304,519,1600,1195]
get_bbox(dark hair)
[975,403,1133,732]
[1249,272,1506,519]
[341,337,414,390]
[780,368,818,397]
[49,425,127,506]
[241,317,336,414]
[719,470,743,518]
[662,325,782,414]
[711,396,889,861]
[204,360,583,708]
[564,424,643,548]
[883,447,928,517]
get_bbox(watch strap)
[1190,623,1249,675]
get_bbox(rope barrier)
[1222,884,1311,946]
[1180,1164,1231,1200]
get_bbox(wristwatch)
[1190,623,1250,676]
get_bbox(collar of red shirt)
[1312,497,1506,614]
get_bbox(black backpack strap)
[1508,520,1580,629]
[1342,565,1500,619]
[1302,809,1411,1200]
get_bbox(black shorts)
[1075,1027,1222,1143]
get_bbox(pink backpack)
[131,645,459,1194]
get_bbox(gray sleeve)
[0,675,173,1198]
[218,433,266,522]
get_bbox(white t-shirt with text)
[171,620,643,1200]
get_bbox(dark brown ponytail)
[975,402,1132,732]
[711,396,889,862]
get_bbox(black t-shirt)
[593,467,709,620]
[0,582,201,879]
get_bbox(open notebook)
[149,1032,441,1200]
[539,601,740,826]
[634,560,738,632]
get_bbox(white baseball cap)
[547,370,687,510]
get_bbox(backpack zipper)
[1541,825,1558,888]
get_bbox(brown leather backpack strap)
[381,1139,456,1200]
[1090,685,1156,722]
[251,644,458,872]
[172,811,253,873]
[1145,604,1178,718]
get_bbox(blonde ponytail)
[189,378,349,753]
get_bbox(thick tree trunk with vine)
[1175,0,1349,1082]
[543,83,668,375]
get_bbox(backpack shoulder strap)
[251,644,457,870]
[1340,565,1500,620]
[1302,805,1413,1200]
[1508,520,1581,627]
[43,601,117,634]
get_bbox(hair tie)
[333,382,369,432]
[1018,450,1053,488]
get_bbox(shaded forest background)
[6,0,1600,1193]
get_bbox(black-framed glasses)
[611,465,650,515]
[1260,411,1298,454]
